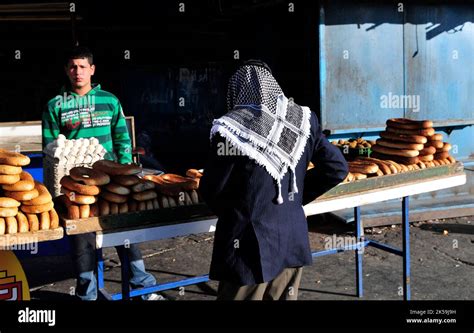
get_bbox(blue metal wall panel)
[320,1,405,132]
[444,126,474,161]
[320,1,474,223]
[405,5,474,124]
[320,1,474,135]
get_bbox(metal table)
[95,218,217,300]
[92,169,466,301]
[304,172,466,300]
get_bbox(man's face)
[65,58,95,89]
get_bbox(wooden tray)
[318,162,464,200]
[60,204,215,235]
[0,227,64,249]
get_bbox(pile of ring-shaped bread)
[339,118,457,183]
[371,118,456,166]
[0,149,58,235]
[58,160,203,220]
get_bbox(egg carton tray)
[43,155,92,198]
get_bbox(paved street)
[21,215,474,301]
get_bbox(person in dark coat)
[199,61,348,300]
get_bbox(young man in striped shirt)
[42,46,161,300]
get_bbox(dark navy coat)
[200,111,348,286]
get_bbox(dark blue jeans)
[70,233,156,300]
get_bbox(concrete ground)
[20,214,474,301]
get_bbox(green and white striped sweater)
[42,84,132,164]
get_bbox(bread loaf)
[26,214,39,232]
[371,152,420,165]
[375,139,424,151]
[386,126,435,137]
[372,144,419,157]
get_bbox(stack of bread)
[58,161,204,219]
[371,118,433,165]
[422,133,455,167]
[94,159,159,215]
[343,156,429,183]
[371,118,456,168]
[128,178,159,212]
[144,169,202,208]
[58,164,110,219]
[0,149,58,235]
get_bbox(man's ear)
[90,64,95,75]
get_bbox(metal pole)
[120,249,131,300]
[402,196,411,300]
[354,206,363,297]
[96,248,104,290]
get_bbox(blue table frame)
[97,247,210,300]
[94,197,411,300]
[95,172,466,301]
[311,197,410,299]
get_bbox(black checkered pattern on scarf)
[211,64,311,191]
[227,65,283,114]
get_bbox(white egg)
[53,147,63,159]
[93,145,103,154]
[57,134,66,141]
[84,155,93,164]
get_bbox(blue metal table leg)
[402,196,411,300]
[120,249,131,300]
[97,248,104,290]
[354,206,363,298]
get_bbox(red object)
[133,147,146,155]
[0,282,23,300]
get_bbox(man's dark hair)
[65,46,94,66]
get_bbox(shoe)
[145,293,166,301]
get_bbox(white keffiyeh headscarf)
[210,64,311,204]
